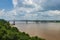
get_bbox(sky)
[0,0,60,20]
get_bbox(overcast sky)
[0,0,60,20]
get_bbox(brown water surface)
[13,22,60,40]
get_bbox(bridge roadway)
[8,20,60,25]
[9,20,60,23]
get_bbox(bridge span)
[8,20,60,25]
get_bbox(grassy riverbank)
[0,19,45,40]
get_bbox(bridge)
[8,20,60,25]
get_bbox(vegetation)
[0,19,45,40]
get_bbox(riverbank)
[0,19,45,40]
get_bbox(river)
[11,22,60,40]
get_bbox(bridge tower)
[26,20,28,24]
[35,20,39,24]
[13,20,15,25]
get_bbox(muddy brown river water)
[11,22,60,40]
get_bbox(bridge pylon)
[13,20,15,25]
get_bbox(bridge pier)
[13,20,15,25]
[26,20,28,24]
[35,21,39,24]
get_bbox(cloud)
[0,9,60,20]
[7,0,60,20]
[42,0,60,10]
[1,0,60,20]
[23,0,33,5]
[12,0,18,8]
[38,10,60,20]
[0,9,5,16]
[0,9,8,19]
[24,13,38,20]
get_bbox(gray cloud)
[42,0,60,10]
